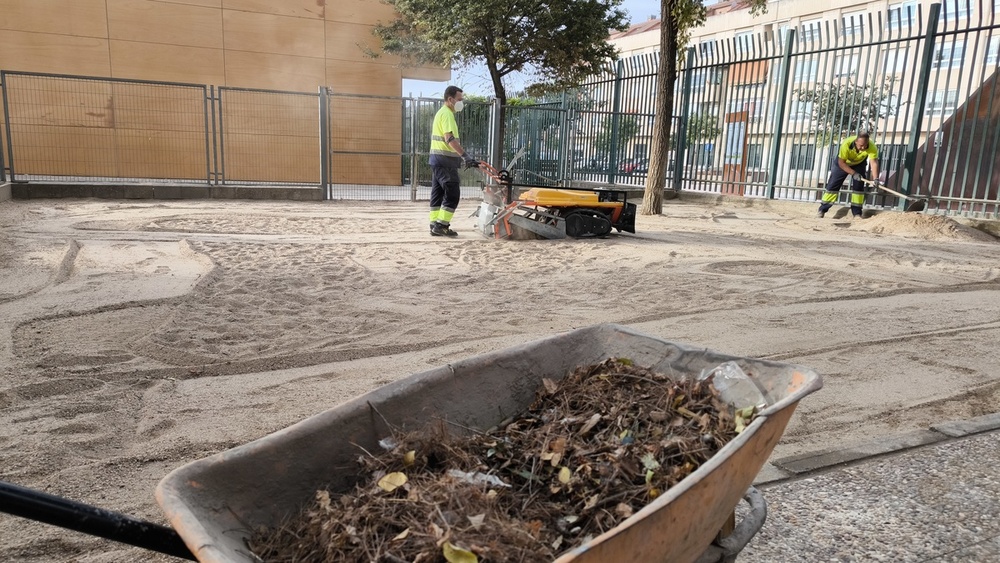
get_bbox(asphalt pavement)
[740,414,1000,562]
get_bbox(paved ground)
[743,422,1000,562]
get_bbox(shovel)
[862,179,928,213]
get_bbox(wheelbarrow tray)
[155,323,822,563]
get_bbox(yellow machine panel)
[518,188,624,208]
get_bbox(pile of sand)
[853,213,997,242]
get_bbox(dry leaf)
[550,452,563,467]
[615,503,634,518]
[649,410,668,422]
[377,472,408,492]
[640,452,661,471]
[467,514,486,529]
[429,522,445,540]
[542,378,559,394]
[549,436,567,453]
[442,541,478,563]
[486,489,498,499]
[579,413,601,435]
[403,450,416,467]
[315,490,331,511]
[551,536,564,550]
[558,466,572,484]
[527,520,544,539]
[392,528,410,541]
[584,494,599,510]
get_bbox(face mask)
[454,100,464,112]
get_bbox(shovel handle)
[0,480,196,560]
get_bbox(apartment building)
[607,0,1000,195]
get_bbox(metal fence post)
[608,60,624,185]
[490,97,502,168]
[673,47,696,193]
[410,99,419,201]
[557,91,570,184]
[0,75,5,183]
[208,86,219,185]
[899,3,941,205]
[319,87,330,198]
[1,71,14,181]
[766,29,796,200]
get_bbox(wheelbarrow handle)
[0,479,196,561]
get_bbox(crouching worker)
[818,131,880,219]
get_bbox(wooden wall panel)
[331,154,401,185]
[222,10,325,58]
[326,60,401,96]
[109,40,225,84]
[111,83,207,131]
[3,77,114,128]
[0,0,109,37]
[326,0,395,26]
[0,30,111,75]
[325,20,397,64]
[116,129,207,179]
[329,97,401,148]
[150,0,219,6]
[107,0,223,49]
[224,51,326,92]
[221,92,318,137]
[8,125,118,176]
[222,0,323,19]
[222,135,320,183]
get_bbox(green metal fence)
[550,0,1000,217]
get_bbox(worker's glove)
[462,154,480,169]
[851,172,864,183]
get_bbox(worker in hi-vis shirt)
[817,131,880,219]
[428,86,480,237]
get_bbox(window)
[836,54,860,77]
[879,144,907,173]
[747,144,765,168]
[793,57,819,83]
[778,22,790,42]
[790,144,816,170]
[888,1,918,29]
[735,30,754,53]
[933,40,966,68]
[842,11,866,35]
[699,40,715,59]
[926,90,959,117]
[987,36,1000,66]
[801,18,823,42]
[790,100,814,120]
[942,0,970,21]
[884,46,910,73]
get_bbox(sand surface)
[1,198,999,561]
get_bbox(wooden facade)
[0,0,447,184]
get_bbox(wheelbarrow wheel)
[693,487,768,563]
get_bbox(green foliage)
[594,114,640,154]
[672,113,721,149]
[370,0,629,101]
[794,78,898,144]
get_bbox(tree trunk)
[640,0,680,216]
[488,65,508,168]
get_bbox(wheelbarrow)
[1,324,822,562]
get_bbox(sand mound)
[853,213,997,242]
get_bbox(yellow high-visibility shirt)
[838,136,879,165]
[430,106,462,167]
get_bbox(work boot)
[431,223,458,237]
[817,209,826,218]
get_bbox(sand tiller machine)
[472,158,636,240]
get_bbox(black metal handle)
[0,479,196,560]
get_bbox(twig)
[433,416,489,436]
[608,372,663,385]
[368,401,399,434]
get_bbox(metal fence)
[559,0,1000,216]
[1,0,999,215]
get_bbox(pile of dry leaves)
[249,358,757,562]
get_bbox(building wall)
[0,0,448,93]
[0,0,446,184]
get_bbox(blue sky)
[401,0,662,98]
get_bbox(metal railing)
[0,1,998,216]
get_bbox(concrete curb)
[0,182,11,201]
[753,410,1000,486]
